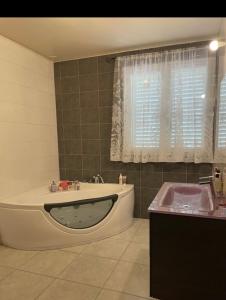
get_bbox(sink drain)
[183,205,190,208]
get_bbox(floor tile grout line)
[59,219,145,297]
[100,218,149,297]
[0,265,60,280]
[10,267,151,298]
[47,251,80,279]
[101,234,134,290]
[34,277,57,300]
[0,250,81,282]
[0,219,148,298]
[0,249,40,271]
[0,268,16,284]
[100,286,153,300]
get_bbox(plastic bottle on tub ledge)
[119,173,123,185]
[118,174,127,185]
[50,180,58,192]
[76,180,80,190]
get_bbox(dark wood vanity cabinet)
[149,212,226,300]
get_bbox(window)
[111,47,216,163]
[170,64,207,148]
[132,65,207,149]
[132,71,161,148]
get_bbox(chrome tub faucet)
[92,174,104,184]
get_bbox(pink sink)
[158,183,214,212]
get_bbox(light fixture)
[209,40,219,51]
[209,39,226,51]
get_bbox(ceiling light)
[209,40,219,51]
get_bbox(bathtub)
[0,183,134,250]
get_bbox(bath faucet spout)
[97,174,104,184]
[92,175,104,183]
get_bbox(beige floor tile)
[104,261,149,298]
[20,250,77,277]
[0,265,14,280]
[133,218,143,223]
[96,289,152,300]
[61,254,117,287]
[134,218,148,226]
[132,224,149,244]
[60,244,87,254]
[0,245,37,268]
[83,238,129,259]
[120,242,149,265]
[139,220,149,230]
[38,279,100,300]
[109,222,141,242]
[0,270,53,300]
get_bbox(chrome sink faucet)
[199,175,217,202]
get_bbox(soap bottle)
[119,173,123,185]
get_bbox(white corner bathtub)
[0,183,134,250]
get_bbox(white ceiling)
[0,17,223,62]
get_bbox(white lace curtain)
[214,46,226,163]
[110,46,216,163]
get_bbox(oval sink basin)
[159,183,214,212]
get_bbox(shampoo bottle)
[50,180,58,192]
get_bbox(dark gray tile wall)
[54,55,213,219]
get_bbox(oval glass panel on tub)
[44,194,118,229]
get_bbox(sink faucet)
[199,175,217,204]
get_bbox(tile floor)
[0,218,157,300]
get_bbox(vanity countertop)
[148,182,226,220]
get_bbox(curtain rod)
[106,40,210,62]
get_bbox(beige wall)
[0,35,59,200]
[220,18,226,39]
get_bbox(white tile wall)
[0,35,59,200]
